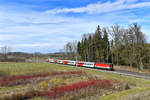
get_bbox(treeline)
[65,23,150,69]
[77,25,110,63]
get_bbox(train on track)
[45,59,114,70]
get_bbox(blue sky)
[0,0,150,53]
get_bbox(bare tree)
[1,46,11,59]
[130,23,147,69]
[110,25,124,65]
[64,41,78,60]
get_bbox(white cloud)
[46,0,150,14]
[0,34,20,41]
[1,0,150,53]
[0,11,104,52]
[10,43,63,53]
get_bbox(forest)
[65,23,150,70]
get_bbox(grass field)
[0,62,150,100]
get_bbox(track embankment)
[109,69,150,80]
[62,64,150,80]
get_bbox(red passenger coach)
[53,60,57,63]
[63,60,68,65]
[94,63,113,70]
[76,62,84,67]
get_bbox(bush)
[39,81,48,90]
[0,71,83,86]
[41,79,112,99]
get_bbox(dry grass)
[114,65,150,74]
[120,89,150,100]
[0,62,150,100]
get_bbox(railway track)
[94,69,150,80]
[110,69,150,80]
[62,64,150,80]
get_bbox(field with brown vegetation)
[0,62,150,100]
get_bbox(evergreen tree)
[94,25,103,62]
[102,28,109,63]
[75,23,150,70]
[77,41,81,59]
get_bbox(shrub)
[0,71,84,86]
[41,79,112,99]
[50,77,65,86]
[39,81,48,90]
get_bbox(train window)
[109,64,113,66]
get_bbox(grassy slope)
[0,62,79,76]
[0,62,150,100]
